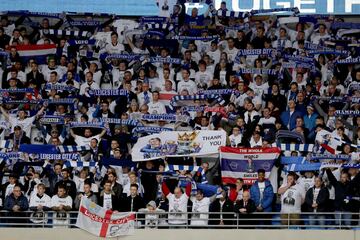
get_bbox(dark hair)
[130,183,139,190]
[257,169,265,174]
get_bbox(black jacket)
[54,179,77,200]
[209,198,234,225]
[123,195,145,212]
[98,191,121,211]
[304,186,329,212]
[326,169,360,212]
[234,199,256,215]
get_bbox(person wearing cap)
[6,125,31,150]
[0,102,46,138]
[138,200,166,229]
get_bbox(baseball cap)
[147,200,156,209]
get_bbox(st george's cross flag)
[220,146,281,185]
[76,198,135,238]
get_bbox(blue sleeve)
[92,105,101,118]
[261,184,274,209]
[250,185,259,206]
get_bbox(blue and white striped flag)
[42,29,91,38]
[63,161,98,169]
[277,143,314,152]
[57,145,91,153]
[165,164,200,172]
[0,140,13,149]
[142,23,174,32]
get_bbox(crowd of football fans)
[0,1,359,228]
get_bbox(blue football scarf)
[285,163,322,172]
[63,161,98,169]
[19,144,57,154]
[41,29,91,38]
[237,68,279,75]
[57,145,91,153]
[70,121,105,129]
[277,143,314,152]
[165,164,201,172]
[0,140,13,149]
[88,89,128,96]
[335,57,360,65]
[198,89,240,97]
[310,154,351,161]
[331,22,360,30]
[39,116,65,125]
[142,23,174,32]
[284,55,314,63]
[1,99,38,105]
[5,10,61,18]
[170,94,225,108]
[236,48,276,57]
[101,157,137,168]
[44,84,77,92]
[96,118,140,126]
[101,53,144,61]
[141,114,190,123]
[282,61,314,70]
[140,16,168,23]
[132,126,173,134]
[31,153,80,161]
[335,110,360,117]
[308,49,350,56]
[66,39,97,46]
[148,57,181,64]
[68,20,101,27]
[172,35,219,41]
[281,156,306,165]
[146,30,165,38]
[43,98,76,105]
[250,7,299,15]
[0,88,34,93]
[216,10,250,22]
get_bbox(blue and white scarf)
[32,153,81,161]
[68,20,101,27]
[41,29,90,38]
[331,22,360,30]
[170,94,225,108]
[0,88,34,93]
[251,7,299,15]
[237,68,279,75]
[277,143,314,152]
[57,145,91,153]
[63,161,98,169]
[141,114,190,123]
[70,121,105,129]
[143,23,174,32]
[44,84,77,92]
[335,57,360,65]
[308,49,350,56]
[66,39,97,46]
[88,89,128,96]
[335,110,360,116]
[96,118,140,126]
[149,57,181,64]
[198,89,239,97]
[216,10,250,22]
[0,140,13,149]
[132,126,173,134]
[101,53,144,61]
[172,35,219,41]
[284,163,322,172]
[39,116,65,125]
[43,98,76,105]
[310,154,351,161]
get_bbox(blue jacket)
[4,193,29,211]
[280,110,303,131]
[250,180,274,212]
[303,113,318,132]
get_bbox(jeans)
[308,214,326,227]
[334,212,352,227]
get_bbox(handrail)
[0,211,359,229]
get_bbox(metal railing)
[0,211,359,229]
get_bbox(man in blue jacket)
[280,99,303,131]
[4,185,29,226]
[250,169,274,225]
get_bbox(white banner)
[76,198,135,238]
[132,130,227,161]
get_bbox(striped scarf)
[57,145,91,153]
[41,29,90,38]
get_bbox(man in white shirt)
[208,42,221,65]
[41,58,63,82]
[0,105,46,138]
[105,32,125,54]
[29,183,52,223]
[190,189,216,226]
[278,172,305,225]
[162,181,191,226]
[84,63,102,86]
[148,91,166,114]
[70,129,106,146]
[177,69,197,95]
[137,82,153,107]
[229,127,242,147]
[79,72,100,96]
[224,37,239,62]
[194,61,213,89]
[51,185,73,228]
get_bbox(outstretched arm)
[0,106,10,120]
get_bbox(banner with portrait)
[132,130,227,161]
